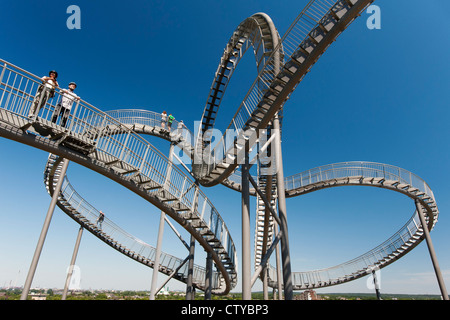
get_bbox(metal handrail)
[284,161,435,201]
[268,210,424,289]
[104,109,193,139]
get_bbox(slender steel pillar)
[149,211,165,300]
[185,234,196,300]
[205,251,213,300]
[267,25,285,298]
[263,267,269,300]
[270,27,285,300]
[150,143,175,300]
[241,139,252,300]
[415,200,449,300]
[371,269,382,300]
[62,226,84,300]
[273,114,293,300]
[185,179,200,299]
[274,220,283,300]
[261,170,273,301]
[20,158,70,300]
[186,179,200,300]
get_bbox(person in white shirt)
[161,111,167,130]
[29,70,59,119]
[177,119,185,135]
[51,82,80,127]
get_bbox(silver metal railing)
[104,109,193,140]
[0,58,237,290]
[268,209,423,289]
[284,161,435,201]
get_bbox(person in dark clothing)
[96,211,105,229]
[29,70,59,119]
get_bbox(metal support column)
[273,114,293,300]
[150,143,175,300]
[274,220,283,300]
[186,234,196,300]
[371,269,382,300]
[185,176,200,301]
[62,226,84,300]
[205,251,213,300]
[241,138,251,300]
[415,200,449,300]
[262,266,269,300]
[150,211,165,300]
[20,158,70,300]
[261,170,273,301]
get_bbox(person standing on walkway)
[167,113,175,131]
[29,70,59,119]
[96,211,105,229]
[51,82,80,127]
[161,111,167,131]
[177,120,186,136]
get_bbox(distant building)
[30,293,47,300]
[157,286,170,296]
[295,290,321,300]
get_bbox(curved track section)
[192,11,283,184]
[197,13,283,138]
[102,109,256,194]
[103,109,195,158]
[194,0,376,187]
[265,162,439,289]
[0,59,237,294]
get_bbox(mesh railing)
[284,161,435,201]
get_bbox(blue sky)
[1,0,450,295]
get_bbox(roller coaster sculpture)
[0,0,447,300]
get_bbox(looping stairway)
[0,0,441,295]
